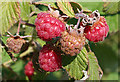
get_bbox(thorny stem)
[19,47,33,58]
[17,2,21,36]
[48,4,53,12]
[21,20,35,27]
[16,19,21,35]
[76,17,81,29]
[7,31,14,37]
[30,11,35,17]
[20,35,32,38]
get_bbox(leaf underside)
[57,0,75,17]
[62,47,88,80]
[87,52,101,80]
[103,2,119,14]
[0,2,20,35]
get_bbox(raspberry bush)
[1,1,119,81]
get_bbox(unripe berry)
[7,37,25,53]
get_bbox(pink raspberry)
[38,44,62,72]
[24,61,34,80]
[84,16,109,42]
[35,12,66,41]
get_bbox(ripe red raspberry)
[24,61,34,80]
[84,16,109,42]
[38,44,62,72]
[35,12,66,41]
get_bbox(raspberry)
[6,37,25,53]
[60,28,86,56]
[24,61,34,80]
[84,16,109,42]
[38,44,62,72]
[35,12,66,41]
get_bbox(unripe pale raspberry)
[7,37,25,53]
[84,16,109,42]
[38,44,62,72]
[60,29,86,56]
[24,61,34,80]
[35,12,66,41]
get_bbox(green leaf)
[2,48,12,63]
[30,5,41,14]
[1,36,11,63]
[70,2,82,14]
[103,2,119,14]
[2,66,19,80]
[25,15,37,35]
[19,2,31,20]
[102,72,118,80]
[0,2,19,35]
[33,1,58,9]
[79,2,105,14]
[57,0,75,17]
[87,52,101,80]
[11,59,26,79]
[70,2,92,13]
[62,47,88,80]
[105,14,118,33]
[32,70,47,80]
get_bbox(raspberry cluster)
[24,61,34,80]
[34,10,109,72]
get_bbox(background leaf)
[2,66,19,80]
[62,47,88,80]
[32,70,47,80]
[32,1,58,9]
[0,2,19,35]
[87,52,101,80]
[70,2,92,13]
[70,2,82,13]
[103,2,119,15]
[11,59,26,79]
[79,2,105,14]
[24,15,37,35]
[30,5,41,14]
[57,0,75,17]
[1,36,11,63]
[19,2,31,20]
[105,14,118,33]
